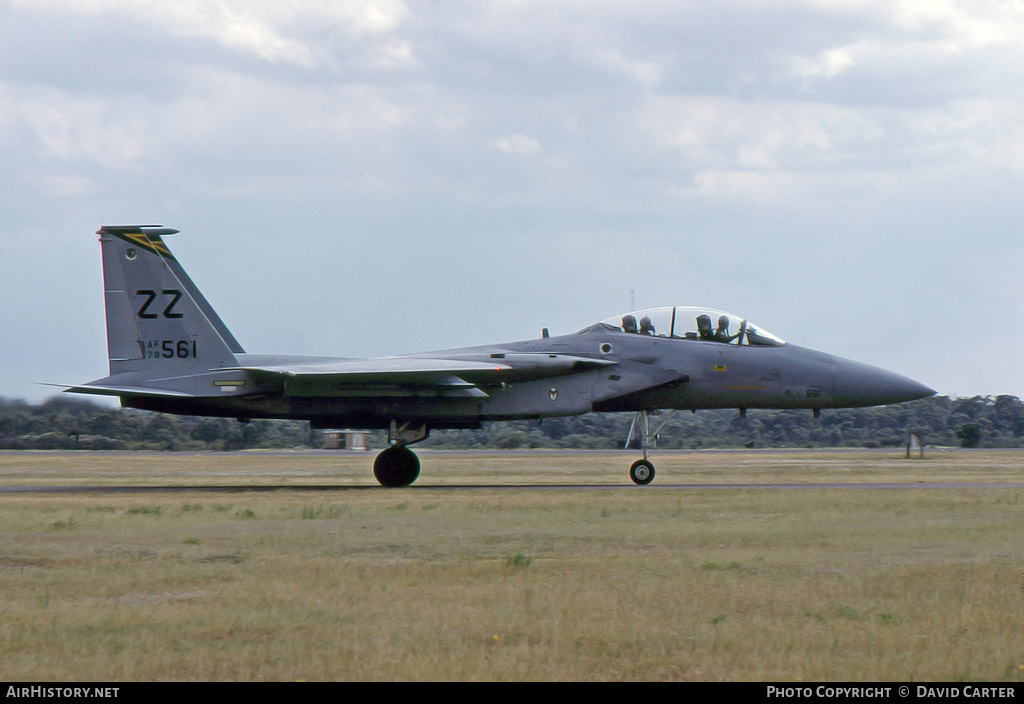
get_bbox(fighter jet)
[65,225,935,486]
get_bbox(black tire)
[629,459,655,485]
[373,446,421,487]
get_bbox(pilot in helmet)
[639,316,655,335]
[622,315,638,333]
[696,314,714,340]
[714,315,737,343]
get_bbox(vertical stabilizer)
[97,225,242,380]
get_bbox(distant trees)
[1,394,1022,451]
[0,397,318,451]
[418,395,1024,450]
[957,423,982,448]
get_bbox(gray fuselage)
[124,324,933,430]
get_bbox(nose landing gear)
[629,458,655,485]
[624,410,673,485]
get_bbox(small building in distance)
[322,430,371,451]
[906,428,927,459]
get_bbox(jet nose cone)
[831,359,935,407]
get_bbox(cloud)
[491,133,542,155]
[2,1,1024,401]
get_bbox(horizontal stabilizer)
[57,383,195,399]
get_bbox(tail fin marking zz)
[96,225,243,380]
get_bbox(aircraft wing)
[232,353,617,398]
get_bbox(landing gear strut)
[624,410,674,485]
[373,421,429,488]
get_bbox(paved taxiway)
[5,481,1024,494]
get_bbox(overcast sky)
[2,0,1022,404]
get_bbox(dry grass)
[1,449,1023,681]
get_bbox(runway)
[5,481,1024,494]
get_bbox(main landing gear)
[372,414,674,487]
[373,421,428,488]
[625,410,674,485]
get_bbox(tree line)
[0,395,1017,451]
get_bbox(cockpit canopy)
[579,306,786,347]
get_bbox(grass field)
[1,448,1023,681]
